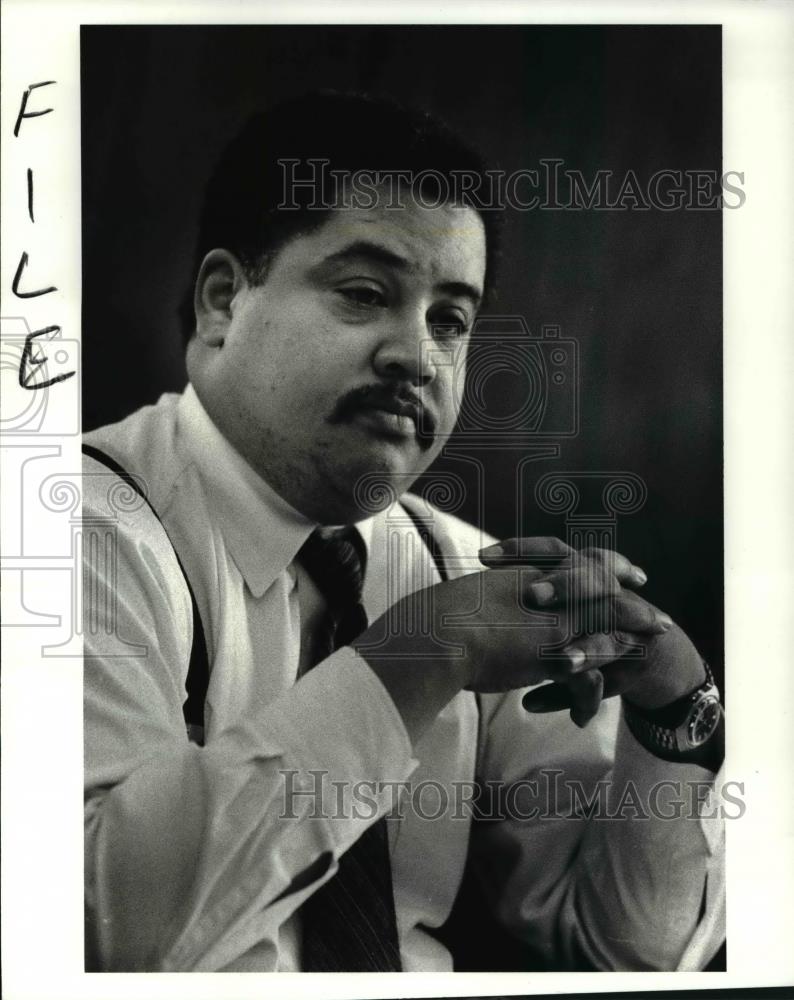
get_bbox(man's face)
[202,196,486,523]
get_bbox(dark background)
[82,24,722,683]
[82,24,723,971]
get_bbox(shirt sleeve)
[472,687,726,971]
[83,494,417,971]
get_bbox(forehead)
[278,196,487,293]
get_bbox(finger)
[522,681,571,713]
[479,536,573,568]
[612,591,673,635]
[521,670,605,722]
[579,546,648,588]
[522,576,671,636]
[562,631,627,668]
[523,559,649,610]
[566,669,605,728]
[524,563,620,609]
[522,639,655,713]
[522,630,642,713]
[480,541,649,594]
[548,591,671,635]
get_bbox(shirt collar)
[176,384,374,597]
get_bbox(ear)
[193,249,247,347]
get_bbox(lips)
[361,397,436,442]
[361,397,420,423]
[329,384,437,446]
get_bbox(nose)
[372,309,438,387]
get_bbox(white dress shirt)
[83,385,725,972]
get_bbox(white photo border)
[2,0,793,996]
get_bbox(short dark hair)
[180,91,501,341]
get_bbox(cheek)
[233,314,338,407]
[438,357,466,424]
[236,356,343,437]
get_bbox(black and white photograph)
[80,21,727,974]
[2,2,793,996]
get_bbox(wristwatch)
[623,661,723,759]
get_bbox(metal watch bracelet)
[622,659,723,761]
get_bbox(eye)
[336,285,387,308]
[431,311,470,340]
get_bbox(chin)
[307,432,436,520]
[323,458,422,522]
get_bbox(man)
[83,92,725,972]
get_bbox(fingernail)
[562,645,586,671]
[656,612,673,630]
[478,543,503,559]
[632,566,647,585]
[530,581,555,606]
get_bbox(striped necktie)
[296,526,402,972]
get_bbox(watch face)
[686,695,722,748]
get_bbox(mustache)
[328,383,437,444]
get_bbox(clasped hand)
[457,537,705,726]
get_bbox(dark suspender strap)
[83,448,446,746]
[82,443,209,745]
[400,500,449,582]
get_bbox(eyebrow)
[320,240,483,307]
